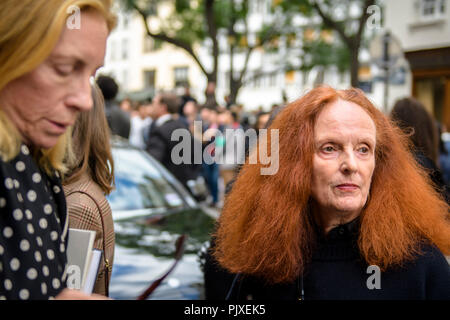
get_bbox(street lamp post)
[370,30,403,114]
[382,31,391,113]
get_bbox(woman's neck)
[312,205,361,235]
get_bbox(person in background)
[217,110,245,190]
[204,82,217,109]
[254,112,270,134]
[224,95,233,109]
[201,107,220,207]
[179,85,195,115]
[390,97,449,202]
[438,123,450,185]
[96,75,130,139]
[0,0,115,300]
[205,87,450,300]
[179,99,200,132]
[63,84,115,296]
[146,93,198,192]
[119,97,132,113]
[140,98,154,147]
[129,100,152,150]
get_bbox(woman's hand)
[55,288,111,300]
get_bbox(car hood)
[109,208,215,300]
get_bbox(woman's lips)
[47,119,70,134]
[336,184,359,191]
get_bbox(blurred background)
[97,0,450,299]
[100,0,450,125]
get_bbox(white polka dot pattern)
[0,144,68,299]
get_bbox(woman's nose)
[67,76,94,112]
[340,150,358,173]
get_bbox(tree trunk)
[204,74,217,108]
[229,78,242,106]
[349,44,360,88]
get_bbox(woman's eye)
[55,65,73,76]
[358,146,369,154]
[323,146,335,153]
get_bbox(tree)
[274,0,376,87]
[121,0,280,106]
[121,0,218,105]
[223,0,282,104]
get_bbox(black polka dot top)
[0,144,68,300]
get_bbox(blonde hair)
[0,0,116,175]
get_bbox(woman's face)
[0,9,109,149]
[183,101,196,116]
[311,99,376,218]
[257,114,270,130]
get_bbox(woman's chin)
[31,134,62,150]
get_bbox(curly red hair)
[213,86,450,284]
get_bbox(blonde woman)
[0,0,115,300]
[63,84,115,296]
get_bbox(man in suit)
[96,75,131,139]
[146,93,199,191]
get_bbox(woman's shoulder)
[64,175,110,217]
[413,242,450,299]
[413,242,450,275]
[65,184,109,232]
[64,173,106,201]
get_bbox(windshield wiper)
[136,234,187,300]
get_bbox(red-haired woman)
[205,87,450,300]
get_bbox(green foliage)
[276,0,314,16]
[121,0,254,46]
[175,0,190,12]
[272,0,373,76]
[165,4,206,44]
[301,37,350,74]
[122,0,158,16]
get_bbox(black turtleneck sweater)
[205,219,450,300]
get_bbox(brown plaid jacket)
[63,173,115,296]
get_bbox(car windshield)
[107,147,185,211]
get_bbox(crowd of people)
[95,75,277,208]
[0,0,449,301]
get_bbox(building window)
[254,75,262,88]
[123,70,128,87]
[143,36,163,53]
[122,39,128,60]
[269,73,278,87]
[174,67,189,88]
[110,40,117,61]
[420,0,446,20]
[123,15,129,29]
[143,70,156,89]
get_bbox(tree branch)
[238,45,255,85]
[355,0,376,47]
[132,3,210,78]
[205,0,219,83]
[311,0,353,48]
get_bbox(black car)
[107,137,216,300]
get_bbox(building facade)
[100,0,311,110]
[100,0,449,114]
[385,0,450,128]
